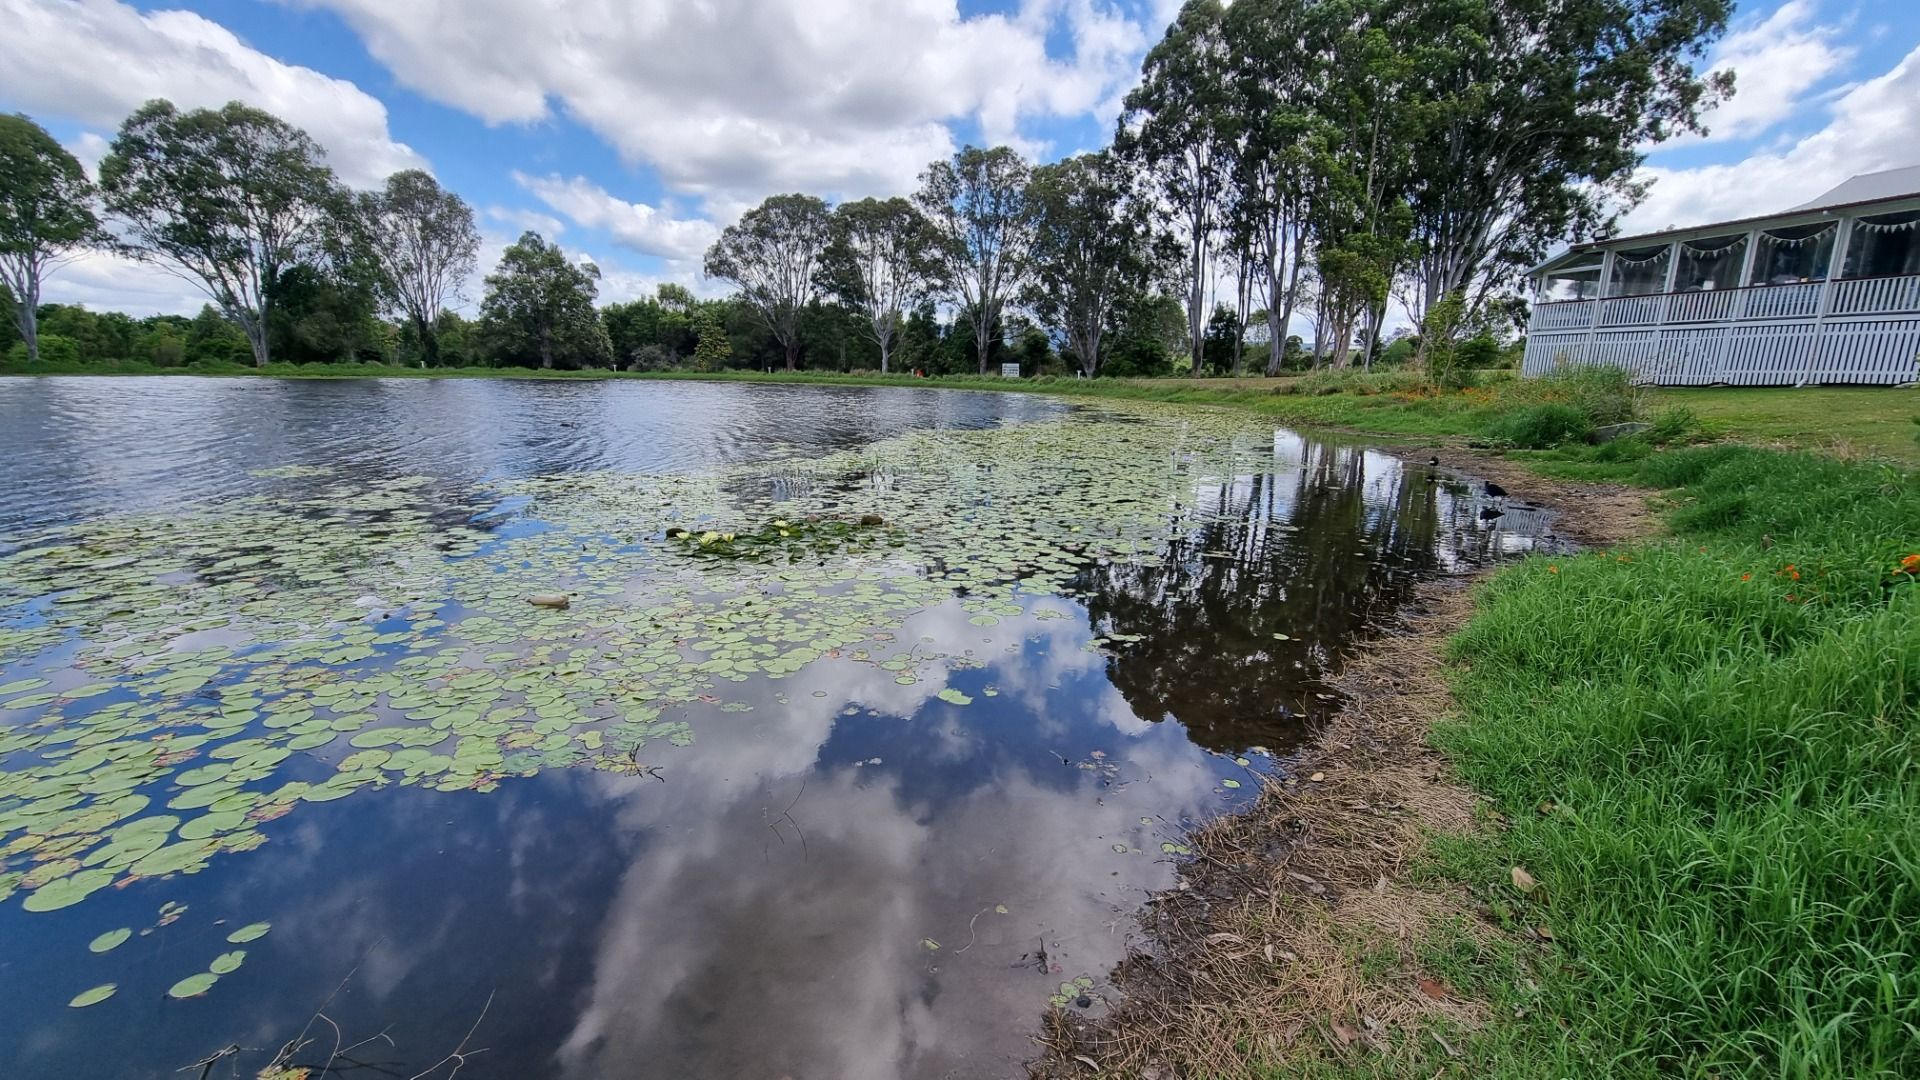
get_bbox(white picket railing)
[1524,273,1920,386]
[1531,300,1597,330]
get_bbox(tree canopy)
[703,193,833,371]
[478,232,610,370]
[0,113,103,363]
[100,100,344,367]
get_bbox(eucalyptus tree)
[478,231,610,369]
[1024,153,1150,378]
[1116,0,1235,377]
[100,100,343,367]
[914,145,1038,376]
[355,170,479,366]
[0,114,103,363]
[704,193,833,371]
[819,196,932,374]
[1220,0,1325,376]
[1402,0,1733,325]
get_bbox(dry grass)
[1031,459,1657,1079]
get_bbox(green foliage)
[820,196,933,373]
[0,113,104,363]
[691,307,731,372]
[100,99,343,367]
[704,193,833,370]
[915,145,1037,375]
[477,232,609,369]
[352,170,479,364]
[1026,152,1150,376]
[1481,403,1592,448]
[1436,447,1920,1077]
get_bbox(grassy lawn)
[1653,385,1920,464]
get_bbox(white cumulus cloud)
[512,173,722,262]
[0,0,425,188]
[293,0,1157,208]
[1625,41,1920,234]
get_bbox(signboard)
[1000,362,1021,378]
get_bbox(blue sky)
[2,0,1917,316]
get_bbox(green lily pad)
[88,928,132,953]
[226,921,271,944]
[167,972,218,999]
[209,950,246,975]
[68,984,117,1008]
[935,688,973,706]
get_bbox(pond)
[0,377,1560,1079]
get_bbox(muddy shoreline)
[1031,450,1657,1077]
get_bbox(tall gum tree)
[704,193,833,372]
[100,100,341,367]
[1402,0,1733,326]
[355,170,479,366]
[0,114,104,363]
[914,146,1038,376]
[1118,0,1236,378]
[819,197,932,375]
[1025,153,1150,378]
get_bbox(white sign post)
[999,362,1021,378]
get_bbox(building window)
[1754,223,1837,284]
[1606,245,1671,296]
[1840,210,1920,279]
[1538,259,1604,300]
[1675,234,1746,291]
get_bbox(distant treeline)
[1,0,1731,378]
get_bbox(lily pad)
[226,921,271,944]
[88,928,132,953]
[68,984,117,1008]
[167,972,218,999]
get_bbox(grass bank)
[1043,438,1919,1078]
[1433,446,1919,1077]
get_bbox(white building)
[1523,165,1920,385]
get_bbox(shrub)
[1483,403,1593,448]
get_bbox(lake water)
[0,377,1560,1079]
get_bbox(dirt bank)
[1031,452,1658,1078]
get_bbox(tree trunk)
[246,323,270,368]
[784,339,798,372]
[417,315,440,367]
[878,337,890,374]
[15,295,37,364]
[1187,260,1205,378]
[539,325,553,369]
[975,312,991,375]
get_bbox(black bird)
[1427,456,1440,467]
[1483,481,1508,500]
[1479,507,1505,521]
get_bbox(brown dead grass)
[1030,454,1656,1079]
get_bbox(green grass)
[1658,386,1920,465]
[1423,446,1920,1078]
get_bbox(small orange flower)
[1900,553,1920,574]
[1698,546,1707,554]
[1741,573,1752,581]
[1548,565,1560,574]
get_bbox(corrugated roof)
[1790,165,1920,211]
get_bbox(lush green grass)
[1659,386,1920,465]
[1424,446,1920,1078]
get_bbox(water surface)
[0,377,1557,1079]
